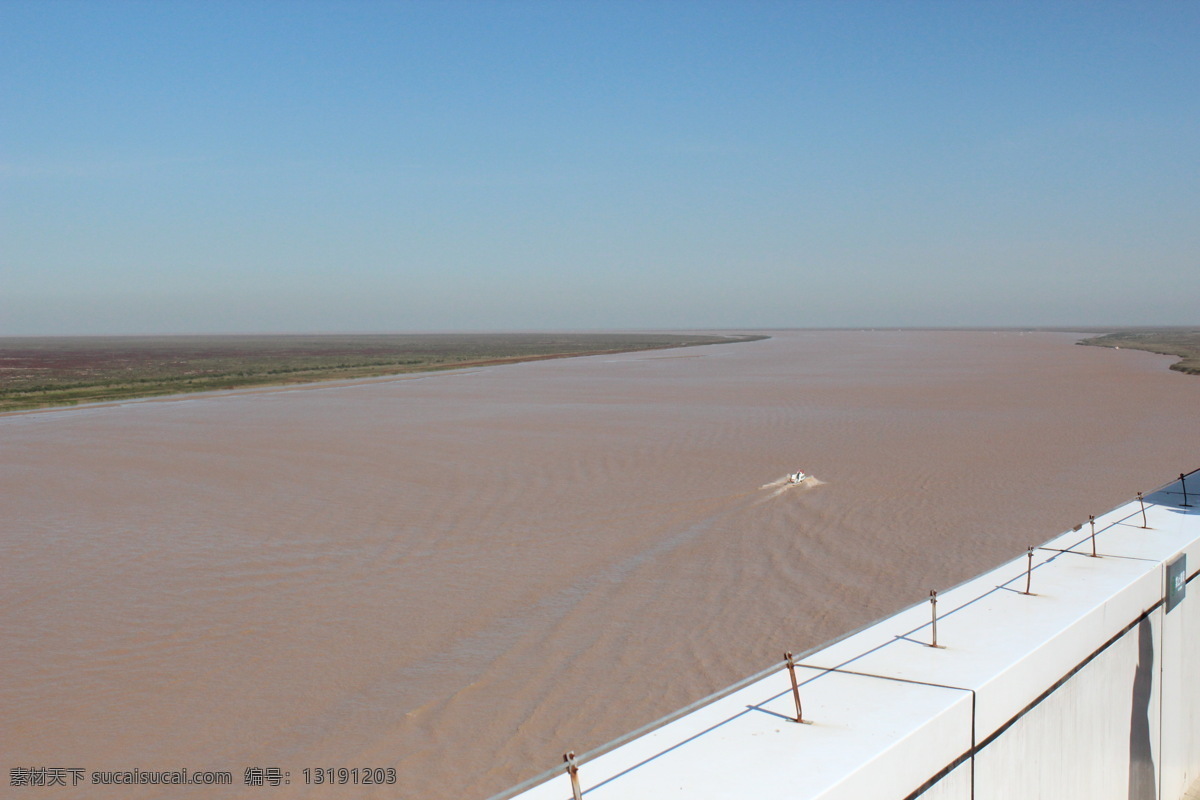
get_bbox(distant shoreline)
[1075,329,1200,376]
[6,327,1195,414]
[0,332,768,413]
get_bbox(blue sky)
[2,1,1197,334]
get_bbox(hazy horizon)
[3,2,1198,335]
[0,325,1184,340]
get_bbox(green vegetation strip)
[1077,329,1200,375]
[0,333,767,412]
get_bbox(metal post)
[1023,546,1035,595]
[1183,473,1193,508]
[1089,515,1097,557]
[1138,492,1148,528]
[563,752,582,800]
[929,590,940,648]
[784,652,805,724]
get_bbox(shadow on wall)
[1128,617,1155,800]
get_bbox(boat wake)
[757,473,824,501]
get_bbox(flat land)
[0,332,765,412]
[1077,328,1200,375]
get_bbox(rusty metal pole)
[1183,473,1193,508]
[563,752,582,800]
[1023,546,1035,595]
[1089,515,1097,557]
[929,590,939,648]
[1138,492,1148,528]
[784,652,804,723]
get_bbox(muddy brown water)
[3,331,1198,799]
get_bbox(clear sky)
[2,1,1197,335]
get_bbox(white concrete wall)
[973,610,1161,800]
[920,761,971,800]
[498,474,1200,800]
[1159,533,1200,800]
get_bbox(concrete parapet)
[495,471,1200,800]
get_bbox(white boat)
[787,471,807,484]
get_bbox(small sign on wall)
[1166,554,1187,613]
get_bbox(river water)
[3,330,1198,799]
